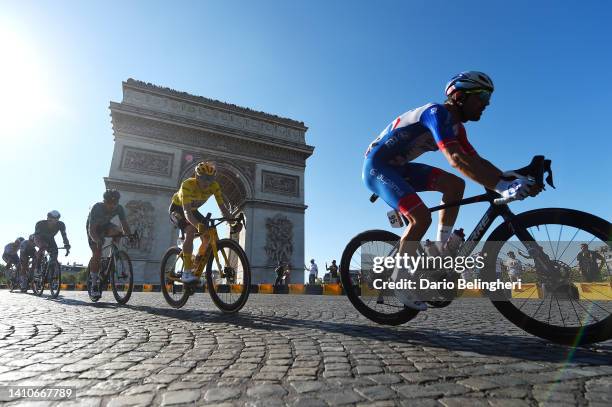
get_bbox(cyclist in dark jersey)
[33,210,70,267]
[87,189,132,296]
[19,235,37,285]
[3,237,24,270]
[363,71,539,310]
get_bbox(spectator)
[274,262,289,287]
[305,259,318,285]
[326,260,339,283]
[577,243,605,282]
[503,251,523,282]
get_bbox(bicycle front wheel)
[484,208,612,345]
[340,230,420,326]
[111,251,133,304]
[49,262,61,299]
[32,269,44,296]
[160,247,190,308]
[206,239,251,313]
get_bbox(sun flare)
[0,23,63,138]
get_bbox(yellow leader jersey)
[171,178,224,209]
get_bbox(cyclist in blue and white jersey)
[363,71,538,310]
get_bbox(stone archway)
[105,79,314,284]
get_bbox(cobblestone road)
[0,291,610,406]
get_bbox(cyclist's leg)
[170,206,198,282]
[33,235,49,269]
[363,160,430,310]
[364,159,432,257]
[404,163,465,244]
[87,226,104,276]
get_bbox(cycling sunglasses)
[464,89,492,103]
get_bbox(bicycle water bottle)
[444,228,465,256]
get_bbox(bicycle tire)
[160,247,190,308]
[206,239,251,313]
[86,266,101,302]
[484,208,612,346]
[111,251,134,304]
[32,268,44,296]
[7,267,16,292]
[49,261,61,299]
[340,230,420,325]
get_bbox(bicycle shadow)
[54,297,612,366]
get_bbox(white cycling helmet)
[47,210,61,219]
[445,71,494,96]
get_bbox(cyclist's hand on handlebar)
[501,171,542,198]
[495,174,535,203]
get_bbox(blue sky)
[1,1,610,282]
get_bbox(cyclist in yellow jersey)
[169,161,231,283]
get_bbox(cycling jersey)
[3,242,19,256]
[363,103,477,216]
[171,178,224,209]
[87,202,127,229]
[34,220,68,242]
[365,103,476,162]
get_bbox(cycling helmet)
[195,161,217,177]
[17,237,25,243]
[103,189,121,203]
[47,210,61,219]
[445,71,494,96]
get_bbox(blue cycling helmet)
[445,71,494,96]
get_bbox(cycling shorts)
[169,203,208,232]
[362,159,444,216]
[87,223,118,250]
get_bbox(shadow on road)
[53,295,612,365]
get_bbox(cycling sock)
[436,224,453,244]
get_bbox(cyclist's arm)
[441,145,501,189]
[213,187,231,219]
[59,222,70,247]
[117,207,131,235]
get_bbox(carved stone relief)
[264,214,294,265]
[262,170,299,197]
[123,87,305,143]
[124,200,155,253]
[120,147,174,177]
[112,112,310,167]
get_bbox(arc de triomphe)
[104,79,314,284]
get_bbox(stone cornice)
[124,79,308,131]
[243,199,308,213]
[104,177,176,195]
[110,109,313,167]
[110,101,314,154]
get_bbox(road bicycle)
[86,233,137,304]
[33,246,69,298]
[160,213,251,313]
[5,263,20,293]
[340,156,612,346]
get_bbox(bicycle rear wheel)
[340,230,419,325]
[160,247,190,308]
[49,261,61,299]
[484,208,612,345]
[206,239,251,313]
[111,251,133,304]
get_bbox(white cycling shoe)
[181,270,199,284]
[391,264,428,312]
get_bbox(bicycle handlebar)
[493,155,555,205]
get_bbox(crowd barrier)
[1,282,610,300]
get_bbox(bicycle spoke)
[557,227,580,262]
[554,295,566,327]
[554,225,563,260]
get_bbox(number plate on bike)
[387,210,404,228]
